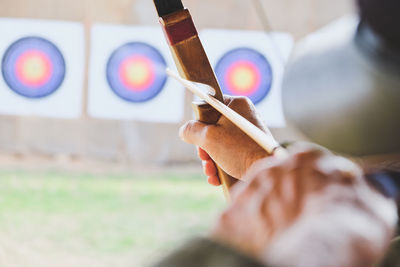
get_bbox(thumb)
[179,120,210,146]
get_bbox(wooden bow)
[153,0,239,200]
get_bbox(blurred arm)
[212,144,398,267]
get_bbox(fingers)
[208,175,221,186]
[197,147,210,160]
[202,158,221,186]
[224,96,270,137]
[182,128,221,186]
[179,120,209,146]
[224,96,254,120]
[198,147,221,186]
[202,159,217,176]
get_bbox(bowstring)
[252,0,287,67]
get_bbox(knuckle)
[267,165,282,177]
[227,95,249,109]
[179,121,207,145]
[181,121,193,135]
[330,156,361,182]
[242,96,253,106]
[180,122,195,141]
[179,122,190,140]
[248,175,262,191]
[291,149,323,165]
[187,120,198,133]
[233,96,252,106]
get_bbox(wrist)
[243,152,270,179]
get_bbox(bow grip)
[192,101,239,200]
[159,8,238,199]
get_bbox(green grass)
[0,170,225,266]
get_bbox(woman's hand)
[179,96,271,183]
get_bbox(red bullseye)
[119,55,155,92]
[216,48,272,105]
[15,50,52,88]
[107,42,167,103]
[225,61,261,96]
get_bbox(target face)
[215,48,273,104]
[106,42,167,103]
[2,36,66,98]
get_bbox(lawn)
[0,170,226,267]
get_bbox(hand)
[211,144,397,267]
[180,96,271,183]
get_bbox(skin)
[179,95,398,266]
[212,146,397,266]
[180,96,270,183]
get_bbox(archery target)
[2,36,65,98]
[215,48,272,105]
[88,24,184,123]
[106,42,167,103]
[0,18,85,118]
[201,29,294,127]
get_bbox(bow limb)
[153,0,239,200]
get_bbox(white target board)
[88,24,184,123]
[0,18,85,118]
[201,29,294,128]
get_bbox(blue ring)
[106,42,167,103]
[215,48,273,105]
[1,36,66,99]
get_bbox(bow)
[153,0,238,200]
